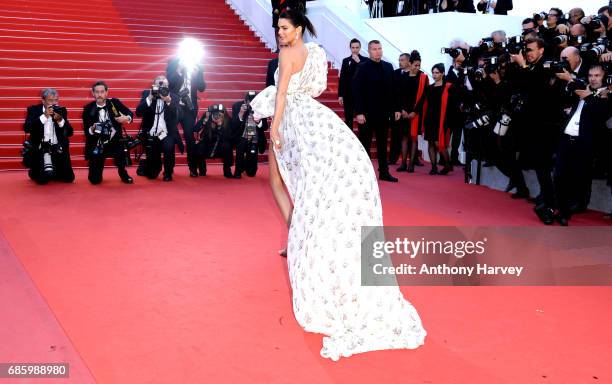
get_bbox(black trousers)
[554,135,593,218]
[29,150,74,184]
[449,122,463,163]
[178,107,197,171]
[194,140,233,174]
[493,135,527,193]
[358,116,390,175]
[343,100,355,130]
[144,136,175,179]
[87,142,128,184]
[235,138,258,177]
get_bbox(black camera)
[464,102,491,130]
[553,34,568,45]
[543,59,571,73]
[567,78,588,93]
[506,35,526,55]
[93,119,113,138]
[40,141,63,177]
[441,47,463,59]
[570,35,587,45]
[179,88,195,111]
[21,140,34,168]
[208,103,225,121]
[51,105,66,116]
[533,12,548,22]
[583,14,609,30]
[151,83,170,98]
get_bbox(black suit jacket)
[563,92,610,145]
[82,98,133,158]
[338,54,367,102]
[476,0,512,15]
[135,90,180,141]
[352,59,399,120]
[24,104,73,149]
[266,58,279,87]
[166,57,206,113]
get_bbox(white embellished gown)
[250,42,426,361]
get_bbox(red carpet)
[0,165,610,383]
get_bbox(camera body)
[51,105,66,116]
[92,120,114,156]
[506,35,526,55]
[543,59,571,73]
[567,78,589,93]
[151,84,170,98]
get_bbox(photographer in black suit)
[232,91,267,178]
[82,81,134,185]
[23,88,74,184]
[193,104,236,178]
[510,38,564,224]
[167,51,206,177]
[554,65,611,225]
[338,38,367,129]
[135,75,180,181]
[353,40,401,182]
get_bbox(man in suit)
[554,65,611,225]
[353,40,400,182]
[338,38,367,129]
[555,46,590,84]
[510,38,564,224]
[477,0,512,15]
[446,52,468,165]
[23,88,74,184]
[135,75,180,181]
[82,81,134,185]
[167,56,206,177]
[231,91,267,178]
[389,53,411,166]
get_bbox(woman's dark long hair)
[279,9,317,38]
[409,50,421,64]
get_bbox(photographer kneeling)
[193,104,236,178]
[23,88,75,184]
[231,91,267,178]
[135,75,180,181]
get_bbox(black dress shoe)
[439,166,451,175]
[429,168,439,175]
[163,175,172,182]
[534,204,555,225]
[198,169,206,177]
[190,170,198,177]
[407,165,415,173]
[379,173,398,182]
[121,175,134,184]
[233,173,242,179]
[396,165,408,172]
[451,159,463,166]
[224,172,235,179]
[415,159,424,167]
[504,181,515,193]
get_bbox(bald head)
[560,46,581,71]
[568,8,585,25]
[569,23,586,37]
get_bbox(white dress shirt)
[39,105,64,145]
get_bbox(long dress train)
[251,42,426,361]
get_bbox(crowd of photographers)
[22,58,267,185]
[434,4,612,224]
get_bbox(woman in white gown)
[250,10,426,361]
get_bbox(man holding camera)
[193,104,235,178]
[167,56,206,177]
[83,81,134,185]
[23,88,74,184]
[510,37,564,224]
[554,64,610,225]
[135,75,180,181]
[353,40,400,182]
[232,91,267,178]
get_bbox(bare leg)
[269,144,292,256]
